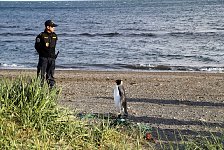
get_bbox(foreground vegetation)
[0,76,223,149]
[0,76,155,149]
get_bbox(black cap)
[45,20,58,27]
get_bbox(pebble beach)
[0,69,224,142]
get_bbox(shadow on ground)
[128,115,223,142]
[94,96,224,142]
[76,111,223,142]
[96,96,224,107]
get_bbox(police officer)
[35,20,58,88]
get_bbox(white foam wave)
[0,63,25,69]
[200,67,224,72]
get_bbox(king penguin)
[113,79,128,118]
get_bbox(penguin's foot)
[123,113,128,118]
[117,114,122,119]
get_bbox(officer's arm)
[35,34,42,53]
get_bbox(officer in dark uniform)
[35,20,58,88]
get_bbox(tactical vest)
[35,31,58,58]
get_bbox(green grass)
[184,133,224,150]
[155,124,224,150]
[157,134,224,150]
[0,76,223,150]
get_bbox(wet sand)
[0,69,224,142]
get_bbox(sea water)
[1,0,224,72]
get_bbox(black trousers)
[37,56,55,87]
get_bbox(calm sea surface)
[1,0,224,72]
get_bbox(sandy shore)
[0,69,224,142]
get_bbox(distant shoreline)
[0,67,224,74]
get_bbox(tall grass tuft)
[0,76,59,130]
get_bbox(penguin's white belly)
[114,85,121,108]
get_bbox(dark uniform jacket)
[35,30,58,58]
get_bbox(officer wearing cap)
[35,20,58,88]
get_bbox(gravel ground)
[1,69,224,143]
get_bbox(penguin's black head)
[115,79,122,85]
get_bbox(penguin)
[113,79,128,118]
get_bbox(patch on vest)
[36,38,40,43]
